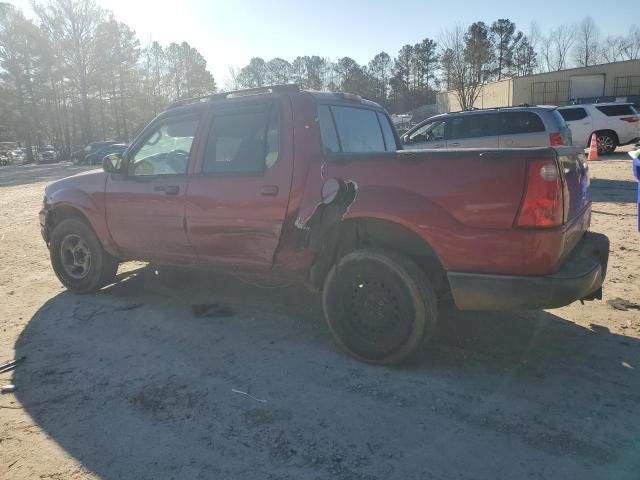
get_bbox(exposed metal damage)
[294,179,358,231]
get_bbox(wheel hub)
[350,280,400,336]
[60,234,91,280]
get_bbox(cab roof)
[163,84,385,116]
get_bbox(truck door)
[105,114,201,262]
[185,100,294,267]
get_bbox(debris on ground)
[192,303,235,318]
[1,384,16,394]
[231,388,267,403]
[607,298,640,311]
[0,356,25,374]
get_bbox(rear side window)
[318,105,340,153]
[596,104,636,116]
[377,112,397,151]
[203,106,279,174]
[500,111,545,134]
[448,113,499,140]
[559,108,588,121]
[318,105,394,154]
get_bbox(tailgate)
[555,146,590,224]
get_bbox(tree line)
[231,18,639,113]
[1,1,639,160]
[0,0,216,161]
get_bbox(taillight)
[549,132,564,146]
[620,116,639,123]
[516,159,563,228]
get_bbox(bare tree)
[548,24,577,71]
[225,66,241,90]
[439,25,483,111]
[573,17,600,67]
[620,25,640,60]
[600,36,623,63]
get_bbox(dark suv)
[72,141,118,165]
[401,106,572,149]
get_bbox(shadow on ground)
[590,178,637,203]
[12,266,640,479]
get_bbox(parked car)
[557,103,640,154]
[401,106,572,150]
[36,146,59,164]
[0,141,19,165]
[84,143,128,165]
[72,141,118,165]
[10,149,25,163]
[40,85,609,365]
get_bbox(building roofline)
[437,58,640,96]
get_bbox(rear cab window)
[318,104,397,155]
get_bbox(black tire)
[50,218,119,293]
[322,249,438,365]
[596,132,617,155]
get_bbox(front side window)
[408,120,445,143]
[559,108,588,121]
[500,111,545,134]
[130,117,199,176]
[202,105,279,174]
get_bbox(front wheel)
[50,218,119,293]
[322,249,438,365]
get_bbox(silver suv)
[401,106,571,150]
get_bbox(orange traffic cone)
[587,133,599,161]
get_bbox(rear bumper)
[448,232,609,310]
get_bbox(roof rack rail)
[167,84,300,110]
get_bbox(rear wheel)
[50,218,119,293]
[322,249,437,365]
[596,132,617,155]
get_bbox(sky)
[8,0,639,87]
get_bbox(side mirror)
[401,134,409,144]
[103,153,123,173]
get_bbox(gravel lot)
[1,153,639,480]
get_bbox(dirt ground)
[0,151,639,480]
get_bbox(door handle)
[154,185,180,195]
[449,142,460,147]
[260,185,279,196]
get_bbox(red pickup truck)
[40,85,609,364]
